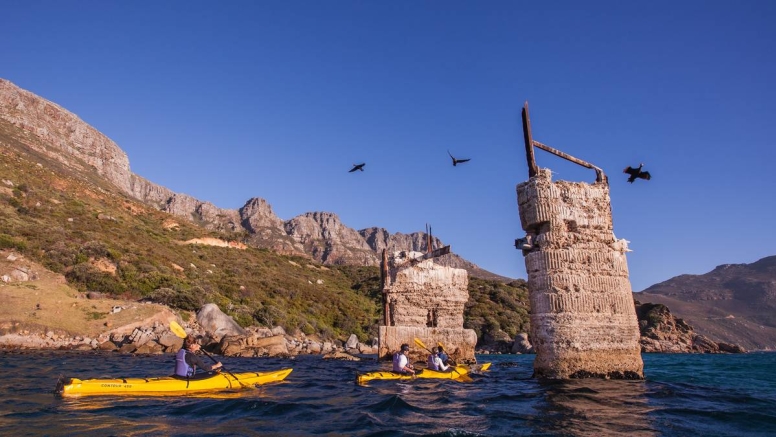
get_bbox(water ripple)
[2,352,776,436]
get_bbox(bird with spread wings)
[447,150,470,166]
[623,163,651,183]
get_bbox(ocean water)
[1,351,774,436]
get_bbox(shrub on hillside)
[145,287,203,311]
[0,233,27,252]
[66,263,127,296]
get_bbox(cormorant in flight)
[623,163,651,183]
[447,150,470,166]
[349,163,365,172]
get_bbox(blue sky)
[2,1,775,291]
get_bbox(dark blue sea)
[1,351,774,436]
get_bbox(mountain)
[0,78,528,346]
[636,256,776,350]
[0,78,507,282]
[1,77,757,353]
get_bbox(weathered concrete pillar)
[517,169,643,379]
[378,251,477,364]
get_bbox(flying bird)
[447,150,470,166]
[349,163,365,173]
[623,163,651,183]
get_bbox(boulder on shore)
[196,303,246,341]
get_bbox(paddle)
[415,338,460,376]
[436,341,458,366]
[170,321,245,387]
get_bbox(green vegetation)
[0,127,530,345]
[466,277,530,340]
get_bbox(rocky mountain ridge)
[636,255,776,350]
[0,78,504,281]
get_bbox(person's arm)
[401,356,415,374]
[186,352,214,371]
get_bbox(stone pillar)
[517,169,643,379]
[378,251,478,364]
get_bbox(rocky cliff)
[0,78,505,280]
[635,301,745,353]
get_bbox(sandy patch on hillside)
[0,251,177,338]
[163,219,180,229]
[90,257,117,275]
[181,238,247,249]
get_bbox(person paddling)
[392,344,415,375]
[175,335,223,378]
[437,345,456,366]
[427,347,450,372]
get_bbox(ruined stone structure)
[517,102,643,379]
[378,250,477,364]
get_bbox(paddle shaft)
[199,349,246,387]
[415,338,459,375]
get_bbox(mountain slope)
[0,89,527,344]
[0,78,508,281]
[636,256,776,350]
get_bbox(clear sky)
[2,1,775,291]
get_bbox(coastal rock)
[345,334,359,350]
[323,351,360,361]
[218,333,288,357]
[692,334,720,353]
[196,303,246,341]
[511,333,534,354]
[157,333,181,349]
[635,301,746,353]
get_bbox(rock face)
[285,212,376,265]
[635,301,746,353]
[517,168,644,379]
[196,303,246,341]
[0,78,505,279]
[378,251,477,364]
[0,79,132,193]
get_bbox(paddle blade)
[413,338,429,351]
[170,320,187,338]
[480,362,492,372]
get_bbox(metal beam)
[521,101,539,178]
[532,141,607,183]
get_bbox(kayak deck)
[56,368,292,397]
[357,364,489,385]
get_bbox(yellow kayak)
[56,369,292,397]
[357,364,490,385]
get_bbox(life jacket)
[175,349,195,377]
[427,354,439,371]
[392,352,404,372]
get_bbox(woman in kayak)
[175,335,223,378]
[392,343,415,375]
[427,347,450,372]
